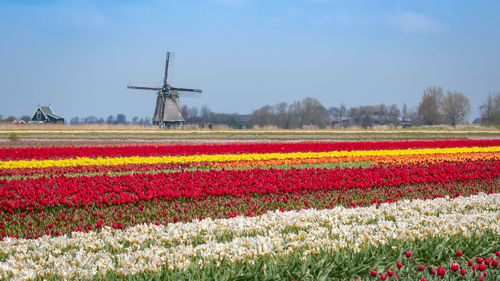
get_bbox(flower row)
[2,146,499,170]
[211,151,500,168]
[0,161,195,177]
[2,139,500,160]
[1,160,499,212]
[0,194,497,280]
[3,151,499,178]
[2,178,496,240]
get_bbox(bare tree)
[297,97,327,128]
[480,93,500,126]
[274,102,289,128]
[252,105,275,127]
[200,106,213,124]
[339,104,347,127]
[440,91,471,126]
[418,86,444,125]
[388,104,401,126]
[20,115,31,123]
[181,105,199,123]
[116,114,127,124]
[402,103,408,119]
[5,116,16,122]
[495,94,500,125]
[106,115,115,124]
[328,107,339,125]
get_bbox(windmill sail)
[127,51,202,128]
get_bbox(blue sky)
[0,0,499,121]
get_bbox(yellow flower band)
[1,146,499,170]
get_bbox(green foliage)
[32,231,500,280]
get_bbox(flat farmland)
[0,127,499,280]
[1,125,500,146]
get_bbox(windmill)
[127,52,202,128]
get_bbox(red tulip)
[4,139,498,161]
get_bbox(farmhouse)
[30,106,64,124]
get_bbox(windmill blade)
[172,90,202,98]
[127,82,162,91]
[127,85,162,90]
[170,87,202,93]
[163,52,170,85]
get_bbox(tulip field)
[0,138,499,280]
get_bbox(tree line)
[180,89,499,129]
[1,88,499,127]
[180,98,403,129]
[68,115,152,125]
[413,87,499,126]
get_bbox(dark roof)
[39,106,63,119]
[40,106,54,115]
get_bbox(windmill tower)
[127,52,202,128]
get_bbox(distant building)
[30,106,64,124]
[401,118,412,128]
[331,117,351,128]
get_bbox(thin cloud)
[387,11,447,33]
